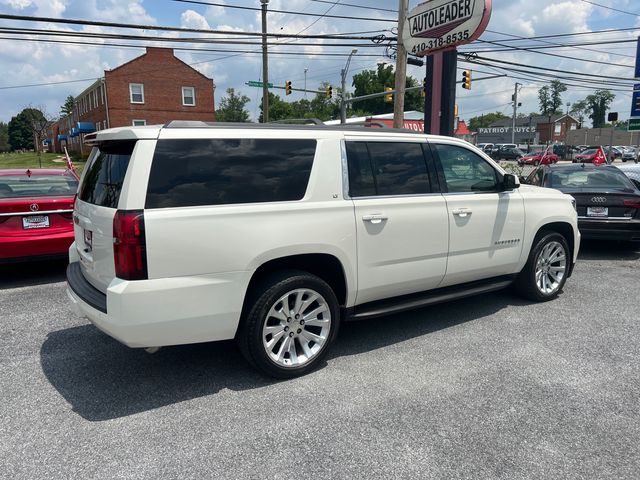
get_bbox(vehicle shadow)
[0,258,68,290]
[577,239,640,261]
[40,290,531,422]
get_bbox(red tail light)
[113,210,148,280]
[623,199,640,208]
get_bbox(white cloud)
[181,9,211,30]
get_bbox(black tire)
[514,231,570,302]
[236,270,340,379]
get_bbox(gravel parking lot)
[1,241,639,479]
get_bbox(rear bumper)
[0,230,74,261]
[66,261,248,348]
[578,218,640,241]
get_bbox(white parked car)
[66,122,580,378]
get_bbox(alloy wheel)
[535,241,567,295]
[262,288,331,368]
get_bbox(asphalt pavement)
[1,242,639,479]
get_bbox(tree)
[8,106,52,165]
[468,112,508,131]
[0,121,9,152]
[584,89,615,128]
[549,80,567,114]
[258,92,292,123]
[538,81,567,116]
[352,64,423,116]
[538,85,552,116]
[216,88,251,122]
[570,100,589,127]
[60,95,75,117]
[8,110,34,150]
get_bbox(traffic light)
[384,87,393,103]
[285,80,292,96]
[422,77,427,97]
[461,70,472,90]
[325,85,333,98]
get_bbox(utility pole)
[511,82,520,144]
[393,0,408,129]
[260,0,269,123]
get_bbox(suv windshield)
[78,141,136,208]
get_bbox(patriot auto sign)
[403,0,492,57]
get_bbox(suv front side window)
[434,144,499,193]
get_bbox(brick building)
[52,47,215,153]
[476,114,579,146]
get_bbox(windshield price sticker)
[403,0,492,57]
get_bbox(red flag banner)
[593,147,607,166]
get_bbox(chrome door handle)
[362,214,388,224]
[452,208,472,217]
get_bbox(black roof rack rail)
[162,120,423,134]
[268,118,324,125]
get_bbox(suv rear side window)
[79,141,136,208]
[145,139,316,208]
[346,141,431,197]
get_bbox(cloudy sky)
[0,0,638,125]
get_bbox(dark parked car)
[524,164,640,241]
[492,147,525,161]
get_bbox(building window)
[129,83,144,104]
[182,86,195,106]
[132,119,146,126]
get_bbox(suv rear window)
[0,174,77,198]
[145,139,316,208]
[346,141,432,197]
[78,141,136,208]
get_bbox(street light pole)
[340,48,358,124]
[260,0,269,123]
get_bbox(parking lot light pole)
[340,49,358,124]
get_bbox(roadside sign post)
[403,0,492,136]
[630,39,640,135]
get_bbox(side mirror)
[502,173,520,191]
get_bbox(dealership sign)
[403,0,492,57]
[478,126,536,134]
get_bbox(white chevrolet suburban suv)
[66,121,580,378]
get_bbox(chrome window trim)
[340,139,351,200]
[0,209,74,217]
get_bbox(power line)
[472,38,634,69]
[465,54,637,83]
[293,0,342,36]
[477,29,635,59]
[171,0,396,22]
[0,35,388,57]
[579,0,640,17]
[484,26,640,42]
[0,13,396,40]
[307,0,397,13]
[0,27,383,48]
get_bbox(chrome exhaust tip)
[145,347,161,354]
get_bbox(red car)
[573,148,602,164]
[0,168,79,263]
[518,151,559,166]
